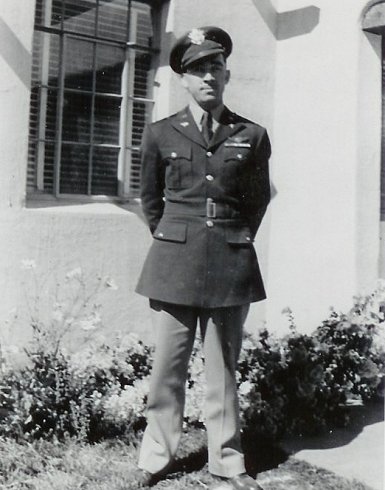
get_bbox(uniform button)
[237,153,243,160]
[246,236,251,241]
[170,152,177,159]
[206,151,213,157]
[157,232,164,237]
[206,174,214,181]
[206,220,214,228]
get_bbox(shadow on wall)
[251,0,320,40]
[0,17,32,87]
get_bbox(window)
[27,0,158,199]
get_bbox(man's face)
[181,54,230,110]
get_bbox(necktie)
[201,111,213,144]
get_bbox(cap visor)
[183,47,225,71]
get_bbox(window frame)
[28,0,159,201]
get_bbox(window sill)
[25,193,142,216]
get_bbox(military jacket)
[136,106,271,308]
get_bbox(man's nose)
[202,71,215,81]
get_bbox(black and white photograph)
[0,1,384,489]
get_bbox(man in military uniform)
[134,26,271,490]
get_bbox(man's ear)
[180,74,188,89]
[225,69,230,84]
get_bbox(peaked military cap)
[169,26,233,74]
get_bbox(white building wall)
[0,0,383,352]
[0,1,154,352]
[267,0,383,333]
[0,0,33,210]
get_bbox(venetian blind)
[27,0,155,198]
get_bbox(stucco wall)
[0,205,153,354]
[0,0,33,210]
[162,0,277,128]
[0,0,384,353]
[266,0,383,332]
[0,1,155,352]
[0,0,279,351]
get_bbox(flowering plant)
[0,279,384,442]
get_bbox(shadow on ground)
[164,399,383,483]
[281,399,384,453]
[165,426,288,480]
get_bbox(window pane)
[63,0,97,36]
[27,139,38,192]
[34,0,63,28]
[44,143,56,192]
[134,52,151,98]
[133,2,153,48]
[94,95,121,145]
[51,0,63,26]
[91,147,119,195]
[131,100,150,147]
[129,148,141,193]
[29,87,40,142]
[29,0,157,198]
[95,43,124,94]
[97,0,128,42]
[30,31,60,87]
[64,38,94,91]
[62,92,92,142]
[45,88,59,140]
[60,143,90,194]
[129,101,153,195]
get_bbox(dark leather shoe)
[212,473,264,490]
[229,473,264,490]
[126,468,157,488]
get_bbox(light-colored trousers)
[138,300,249,478]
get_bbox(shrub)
[0,278,384,443]
[237,283,385,440]
[0,333,152,442]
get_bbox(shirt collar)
[188,101,224,130]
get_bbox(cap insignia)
[188,28,206,45]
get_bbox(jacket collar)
[171,106,206,147]
[209,107,246,149]
[170,106,246,149]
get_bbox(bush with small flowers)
[0,332,152,441]
[0,275,384,443]
[237,282,385,440]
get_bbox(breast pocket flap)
[226,227,253,245]
[161,147,192,161]
[224,148,249,162]
[154,222,187,243]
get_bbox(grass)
[0,428,373,490]
[0,430,369,490]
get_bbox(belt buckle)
[206,198,216,218]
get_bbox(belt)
[163,199,241,219]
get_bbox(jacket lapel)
[170,107,206,148]
[169,106,246,150]
[209,107,246,149]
